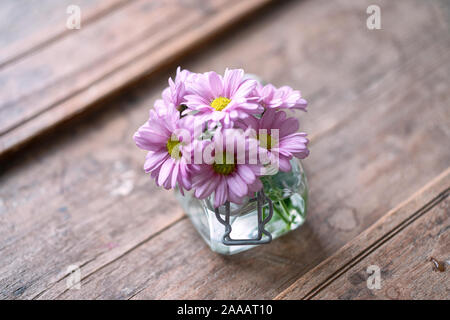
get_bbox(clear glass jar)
[174,158,308,255]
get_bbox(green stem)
[280,200,291,220]
[273,201,291,227]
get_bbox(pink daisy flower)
[155,67,195,115]
[237,109,309,172]
[184,69,261,126]
[254,83,307,111]
[133,107,194,194]
[191,129,263,208]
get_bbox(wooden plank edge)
[274,167,450,300]
[0,0,273,160]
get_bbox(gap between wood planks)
[0,1,206,136]
[275,168,450,300]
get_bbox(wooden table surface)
[0,0,449,300]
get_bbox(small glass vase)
[175,158,308,255]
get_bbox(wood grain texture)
[312,194,449,299]
[275,168,450,299]
[0,0,272,158]
[315,197,449,299]
[0,0,449,300]
[0,0,131,67]
[53,0,449,299]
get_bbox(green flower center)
[166,137,181,159]
[257,133,276,150]
[210,97,231,111]
[212,153,236,175]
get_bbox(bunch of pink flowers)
[134,68,309,208]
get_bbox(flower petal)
[214,176,228,207]
[158,157,174,186]
[208,71,223,97]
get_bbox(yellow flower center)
[257,133,276,150]
[166,137,181,159]
[210,97,231,111]
[212,153,236,175]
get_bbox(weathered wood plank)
[0,0,272,158]
[0,0,448,300]
[0,0,131,67]
[313,195,449,299]
[275,169,450,299]
[49,0,450,299]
